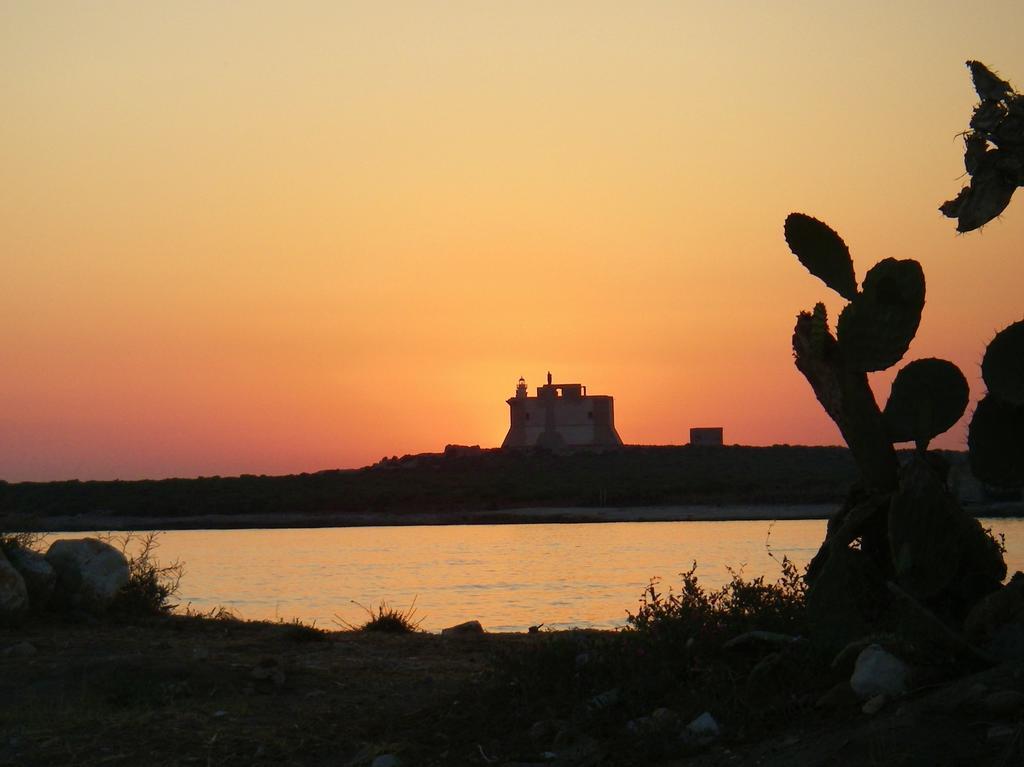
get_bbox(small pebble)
[4,642,37,658]
[988,723,1016,742]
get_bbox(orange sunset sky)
[3,2,1024,482]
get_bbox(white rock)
[686,711,720,739]
[587,688,620,711]
[46,538,130,611]
[0,549,29,624]
[6,545,56,607]
[850,644,908,701]
[988,723,1016,742]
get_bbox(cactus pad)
[837,258,925,372]
[784,214,858,301]
[941,61,1024,232]
[968,395,1024,488]
[883,358,969,449]
[982,320,1024,405]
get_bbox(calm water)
[59,517,1024,632]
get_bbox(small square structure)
[689,427,724,446]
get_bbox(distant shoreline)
[6,446,1020,533]
[24,501,1024,532]
[26,503,834,532]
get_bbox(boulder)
[46,538,129,612]
[6,545,56,608]
[0,549,29,624]
[965,572,1024,644]
[441,620,484,636]
[850,644,908,700]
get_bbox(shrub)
[335,598,422,633]
[0,516,45,555]
[626,556,808,646]
[491,558,818,760]
[108,532,184,616]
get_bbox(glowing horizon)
[3,2,1023,481]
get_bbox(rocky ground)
[2,615,1023,767]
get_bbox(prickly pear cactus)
[784,214,858,300]
[940,61,1024,232]
[883,358,969,450]
[837,259,925,373]
[969,395,1024,487]
[941,63,1024,489]
[969,320,1024,488]
[785,209,1002,633]
[791,57,1017,647]
[784,215,934,491]
[981,320,1024,406]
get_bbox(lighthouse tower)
[501,373,623,449]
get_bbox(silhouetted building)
[690,427,724,446]
[502,373,623,449]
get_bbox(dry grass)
[334,598,423,633]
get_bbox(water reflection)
[58,517,1024,632]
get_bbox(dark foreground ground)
[2,615,1022,767]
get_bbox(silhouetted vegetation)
[969,319,1024,489]
[786,210,1007,648]
[626,557,807,643]
[0,445,864,526]
[781,60,1024,659]
[492,559,821,762]
[336,599,423,633]
[940,61,1024,231]
[108,533,184,616]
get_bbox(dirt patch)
[1,617,1022,766]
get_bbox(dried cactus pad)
[784,213,858,301]
[968,60,1013,102]
[883,358,969,448]
[837,258,925,372]
[982,320,1024,405]
[940,61,1023,232]
[969,395,1024,488]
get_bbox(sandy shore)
[31,503,836,531]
